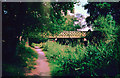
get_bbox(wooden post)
[84,38,87,46]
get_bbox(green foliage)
[43,39,119,76]
[96,2,111,9]
[16,41,38,70]
[85,2,120,25]
[3,41,39,77]
[3,64,24,77]
[28,32,48,44]
[26,2,74,35]
[87,14,117,44]
[3,2,120,77]
[51,2,74,18]
[31,42,43,48]
[96,15,117,40]
[43,41,76,76]
[74,24,81,30]
[42,42,49,51]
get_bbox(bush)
[42,15,120,76]
[31,42,43,48]
[16,41,38,70]
[93,14,117,41]
[28,32,48,46]
[42,42,49,51]
[44,40,119,76]
[3,63,24,77]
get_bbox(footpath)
[25,46,51,77]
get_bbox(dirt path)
[25,47,51,77]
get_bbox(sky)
[74,0,90,17]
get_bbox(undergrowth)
[3,41,39,77]
[16,41,38,70]
[41,14,120,77]
[43,40,120,77]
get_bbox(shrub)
[28,32,48,45]
[16,41,38,70]
[93,14,117,41]
[3,63,24,77]
[44,40,119,76]
[31,42,43,48]
[43,15,119,76]
[42,42,49,51]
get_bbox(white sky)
[74,0,89,17]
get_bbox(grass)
[17,41,38,70]
[41,40,120,76]
[3,41,39,77]
[31,42,43,48]
[3,64,24,77]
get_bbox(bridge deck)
[48,31,87,38]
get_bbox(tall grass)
[43,40,119,76]
[41,14,120,76]
[16,41,38,70]
[3,41,39,77]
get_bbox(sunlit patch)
[38,52,45,55]
[4,10,7,14]
[2,40,5,42]
[14,15,16,17]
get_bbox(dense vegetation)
[2,2,74,77]
[2,2,120,77]
[41,14,120,76]
[85,2,120,25]
[3,41,38,77]
[42,40,119,76]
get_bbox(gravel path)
[25,47,51,77]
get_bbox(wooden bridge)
[28,31,92,46]
[48,31,87,39]
[47,31,88,46]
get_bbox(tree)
[2,2,74,62]
[2,2,29,62]
[29,2,74,34]
[84,2,120,25]
[94,14,117,40]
